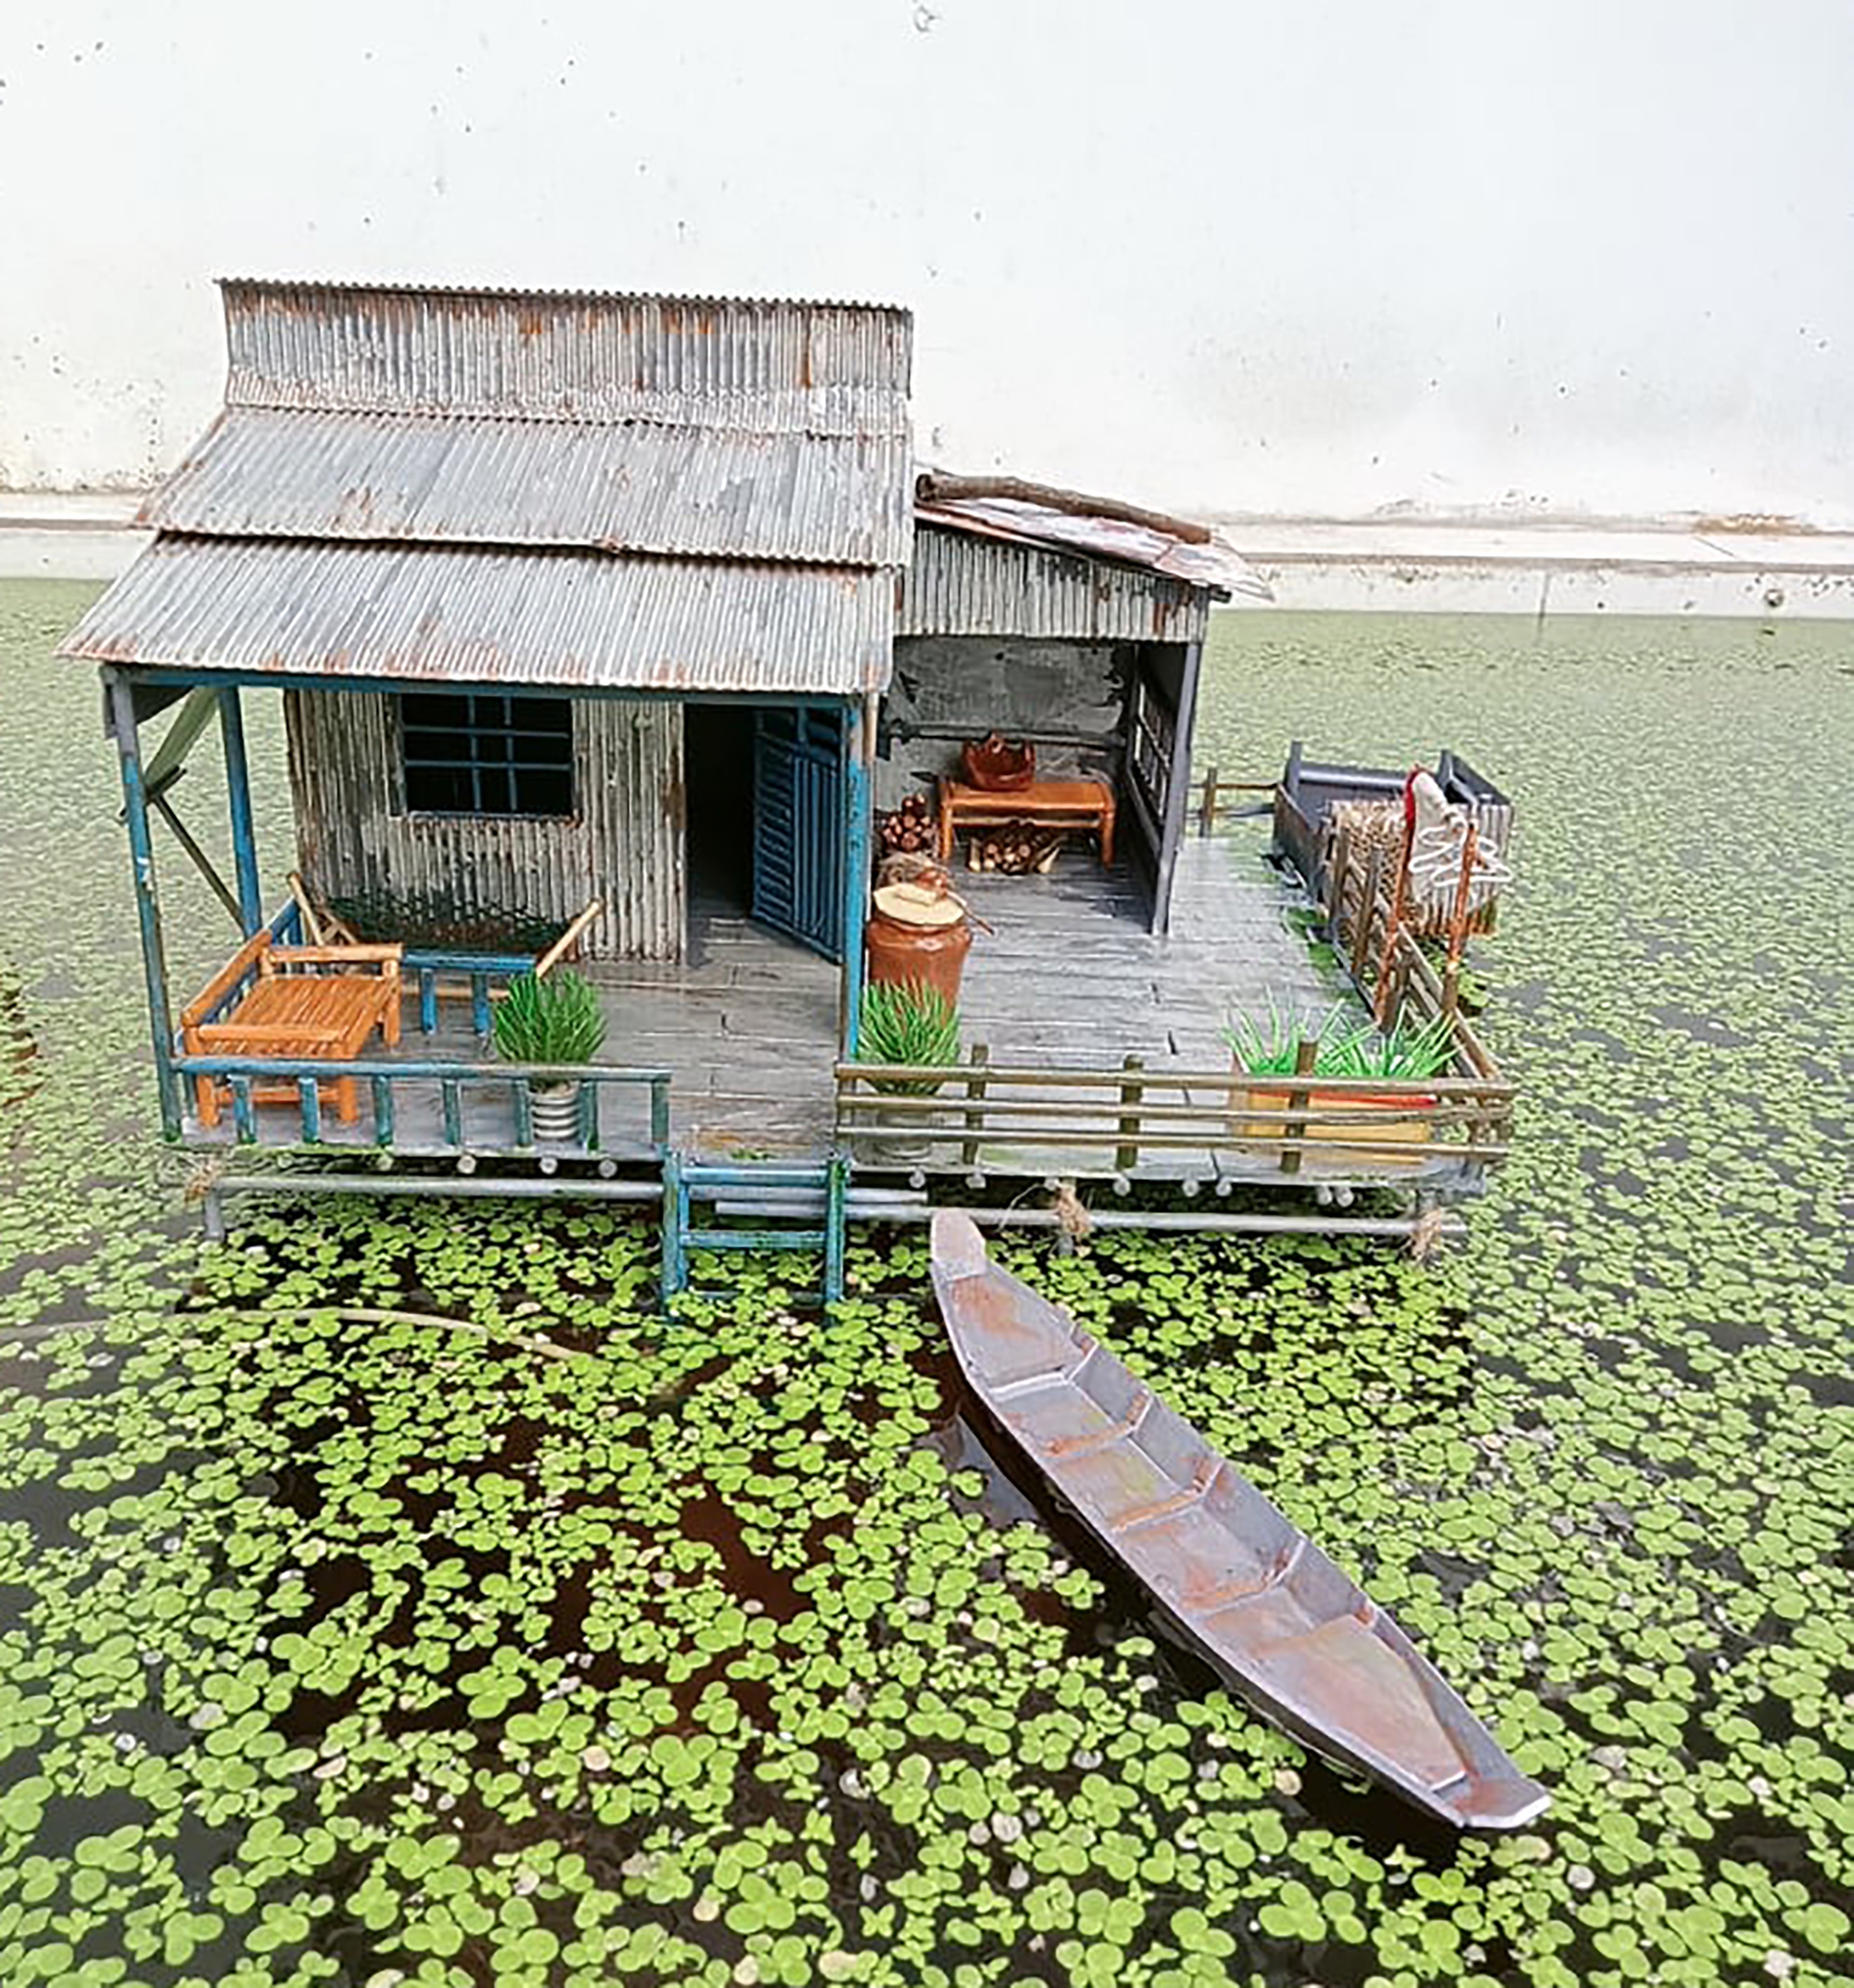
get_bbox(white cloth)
[1405,771,1511,914]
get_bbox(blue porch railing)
[400,948,536,1037]
[172,1054,672,1160]
[174,900,614,1150]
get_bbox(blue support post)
[839,696,875,1058]
[512,1080,534,1147]
[218,686,262,936]
[823,1152,847,1305]
[106,672,180,1139]
[660,1150,686,1307]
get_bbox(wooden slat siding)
[1327,817,1350,943]
[839,1064,1509,1097]
[835,1089,1506,1122]
[837,1122,1512,1165]
[284,689,684,961]
[835,1030,1512,1182]
[1316,843,1518,1170]
[1187,772,1278,835]
[1353,846,1384,980]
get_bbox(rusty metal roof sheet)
[221,279,912,429]
[138,407,913,564]
[918,493,1270,601]
[62,536,892,695]
[901,522,1214,643]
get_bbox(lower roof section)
[60,535,894,696]
[900,520,1213,643]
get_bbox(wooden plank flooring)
[182,831,1369,1174]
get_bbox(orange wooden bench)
[936,776,1117,867]
[181,932,403,1128]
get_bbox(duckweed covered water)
[1,585,1848,1988]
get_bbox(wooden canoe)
[929,1211,1549,1830]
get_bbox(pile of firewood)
[967,823,1067,875]
[877,790,936,856]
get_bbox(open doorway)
[683,702,846,963]
[684,703,756,921]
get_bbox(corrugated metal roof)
[138,407,913,564]
[917,495,1270,601]
[900,523,1213,643]
[222,280,912,428]
[63,537,891,694]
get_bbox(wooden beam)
[916,473,1212,545]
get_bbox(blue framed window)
[399,692,575,817]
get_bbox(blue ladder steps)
[660,1153,848,1308]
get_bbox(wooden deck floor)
[182,830,1344,1167]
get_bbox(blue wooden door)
[752,706,844,959]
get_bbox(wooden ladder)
[660,1154,849,1308]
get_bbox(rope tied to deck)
[1050,1180,1094,1246]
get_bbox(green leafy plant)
[1321,1007,1457,1082]
[856,982,960,1095]
[3,597,1850,1988]
[1223,996,1370,1075]
[1223,999,1454,1082]
[492,970,606,1066]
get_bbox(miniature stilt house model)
[62,279,1511,1259]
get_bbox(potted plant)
[493,969,607,1142]
[854,980,960,1167]
[1224,999,1454,1158]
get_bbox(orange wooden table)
[184,941,402,1128]
[936,777,1116,867]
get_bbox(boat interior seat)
[1002,1382,1126,1456]
[1135,1502,1285,1613]
[1248,1612,1467,1792]
[1050,1437,1176,1527]
[959,1284,1084,1389]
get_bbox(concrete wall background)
[4,1,1851,524]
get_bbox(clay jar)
[865,880,972,1007]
